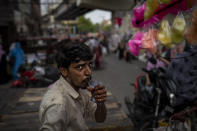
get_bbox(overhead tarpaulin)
[76,0,135,11]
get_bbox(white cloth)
[9,42,16,51]
[110,34,120,52]
[86,38,98,52]
[39,76,97,131]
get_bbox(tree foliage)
[78,16,95,33]
[77,16,112,33]
[102,24,112,32]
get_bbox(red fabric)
[134,73,145,94]
[115,18,122,27]
[12,80,22,86]
[21,71,34,78]
[21,71,36,81]
[95,45,102,68]
[29,77,36,81]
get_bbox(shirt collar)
[59,76,79,99]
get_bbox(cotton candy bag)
[171,13,186,44]
[142,29,158,54]
[158,20,172,47]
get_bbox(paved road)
[93,54,145,113]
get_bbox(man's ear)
[60,67,68,77]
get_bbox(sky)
[85,10,111,24]
[41,0,111,24]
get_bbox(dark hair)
[55,41,93,69]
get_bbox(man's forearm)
[95,102,106,122]
[159,57,170,66]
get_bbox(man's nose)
[85,65,92,76]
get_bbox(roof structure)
[53,0,135,20]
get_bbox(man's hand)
[93,85,107,103]
[93,85,107,122]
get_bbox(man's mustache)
[83,76,92,83]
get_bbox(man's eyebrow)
[74,63,86,67]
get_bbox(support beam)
[55,3,92,20]
[54,0,135,21]
[77,0,135,11]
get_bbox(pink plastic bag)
[128,32,144,56]
[133,4,145,21]
[132,4,159,28]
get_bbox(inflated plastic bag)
[133,4,145,21]
[172,14,186,35]
[132,4,160,28]
[128,32,144,56]
[144,0,159,20]
[171,32,184,44]
[142,29,158,54]
[171,14,186,44]
[158,20,172,47]
[132,4,146,28]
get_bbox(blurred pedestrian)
[39,41,107,131]
[101,35,109,55]
[95,40,102,69]
[86,37,98,53]
[86,37,103,69]
[118,40,125,60]
[8,41,25,80]
[109,32,120,53]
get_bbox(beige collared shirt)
[39,76,97,131]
